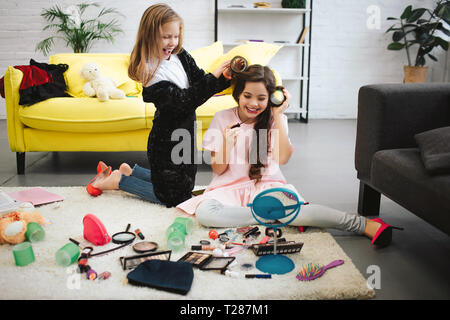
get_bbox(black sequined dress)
[142,49,230,207]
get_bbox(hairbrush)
[296,259,344,281]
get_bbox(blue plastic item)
[247,187,306,275]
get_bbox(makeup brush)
[231,118,250,129]
[296,260,344,281]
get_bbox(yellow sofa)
[4,41,281,174]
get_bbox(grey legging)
[195,197,366,235]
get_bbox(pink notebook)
[8,187,64,206]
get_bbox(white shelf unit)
[215,0,312,122]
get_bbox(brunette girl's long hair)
[128,4,184,86]
[231,64,277,182]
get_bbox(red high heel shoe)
[371,218,404,247]
[96,161,109,174]
[86,166,111,197]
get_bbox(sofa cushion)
[18,94,237,134]
[49,53,142,98]
[414,126,450,175]
[371,148,450,231]
[189,41,224,73]
[209,42,282,72]
[19,97,153,133]
[209,42,282,95]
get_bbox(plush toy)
[0,210,45,245]
[80,62,126,102]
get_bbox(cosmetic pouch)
[83,214,111,246]
[127,260,194,295]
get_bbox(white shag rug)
[0,187,375,300]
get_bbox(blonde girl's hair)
[128,3,184,85]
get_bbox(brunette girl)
[177,65,402,247]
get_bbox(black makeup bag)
[127,260,194,295]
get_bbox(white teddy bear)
[80,62,126,102]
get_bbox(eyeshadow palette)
[200,257,235,271]
[251,242,304,256]
[178,252,235,272]
[119,250,172,270]
[178,252,212,269]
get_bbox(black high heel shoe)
[371,218,404,247]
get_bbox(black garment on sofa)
[142,49,230,207]
[0,59,69,105]
[18,59,70,106]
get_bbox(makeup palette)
[178,252,235,272]
[251,242,304,256]
[120,250,172,270]
[133,241,158,253]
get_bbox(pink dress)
[177,107,296,215]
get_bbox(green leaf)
[387,42,405,50]
[385,25,401,33]
[35,37,55,56]
[434,2,450,22]
[407,8,427,23]
[393,31,405,41]
[436,37,449,50]
[438,24,450,36]
[387,17,398,20]
[427,54,438,61]
[401,5,413,20]
[416,56,426,67]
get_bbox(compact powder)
[133,241,158,253]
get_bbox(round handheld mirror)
[111,224,136,245]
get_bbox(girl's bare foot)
[92,170,121,190]
[119,163,133,176]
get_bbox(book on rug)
[8,187,64,206]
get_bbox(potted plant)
[386,0,450,82]
[282,0,306,9]
[36,2,124,56]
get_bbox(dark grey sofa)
[355,83,450,235]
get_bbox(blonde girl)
[89,3,230,207]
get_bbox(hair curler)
[223,55,248,79]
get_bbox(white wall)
[310,0,447,118]
[0,0,447,119]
